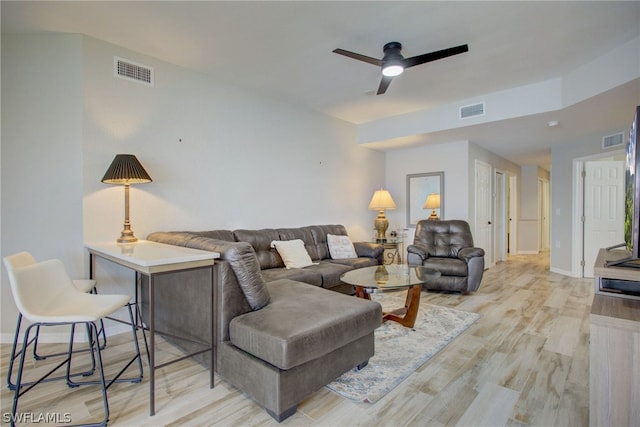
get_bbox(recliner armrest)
[458,247,485,262]
[407,244,429,261]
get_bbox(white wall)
[81,36,384,241]
[384,140,471,241]
[1,34,385,339]
[384,140,521,248]
[467,141,521,230]
[1,34,85,339]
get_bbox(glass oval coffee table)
[340,265,440,328]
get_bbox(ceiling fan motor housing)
[382,42,404,76]
[383,42,404,60]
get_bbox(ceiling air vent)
[602,132,625,150]
[459,102,485,119]
[114,57,154,87]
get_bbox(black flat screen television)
[606,105,640,267]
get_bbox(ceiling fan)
[333,42,469,95]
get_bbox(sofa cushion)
[187,237,271,310]
[193,229,236,242]
[326,257,379,269]
[305,261,354,289]
[327,234,357,259]
[422,257,468,277]
[146,231,200,247]
[229,279,381,370]
[234,229,284,270]
[307,225,349,260]
[277,227,319,260]
[260,266,323,286]
[270,240,315,269]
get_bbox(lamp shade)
[423,193,441,210]
[368,189,396,210]
[101,154,152,185]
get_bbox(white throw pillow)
[327,234,358,259]
[270,239,315,269]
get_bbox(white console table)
[85,240,219,416]
[590,248,640,426]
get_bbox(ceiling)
[3,1,640,169]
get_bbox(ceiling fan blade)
[402,44,468,69]
[377,76,393,95]
[333,48,382,66]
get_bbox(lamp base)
[117,229,138,243]
[374,210,389,242]
[428,210,440,220]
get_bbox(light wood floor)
[1,252,592,426]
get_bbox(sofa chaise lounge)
[144,224,383,421]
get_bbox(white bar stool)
[4,256,143,426]
[4,252,106,390]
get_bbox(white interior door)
[583,160,624,277]
[509,174,518,254]
[475,160,493,267]
[540,178,550,251]
[494,170,507,262]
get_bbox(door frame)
[572,150,625,277]
[475,159,493,267]
[539,177,550,251]
[494,169,507,262]
[509,174,518,255]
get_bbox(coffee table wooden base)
[355,284,421,328]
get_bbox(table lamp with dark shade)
[101,154,152,243]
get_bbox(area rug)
[325,294,481,403]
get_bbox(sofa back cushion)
[270,239,315,269]
[233,229,284,270]
[195,230,235,242]
[413,220,474,258]
[327,234,358,259]
[276,227,319,260]
[147,231,270,311]
[307,225,348,260]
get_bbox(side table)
[85,240,219,416]
[374,238,404,264]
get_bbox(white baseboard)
[517,250,540,255]
[0,324,131,345]
[550,266,579,278]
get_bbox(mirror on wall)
[406,172,444,227]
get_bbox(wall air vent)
[114,57,154,87]
[602,132,625,150]
[459,102,485,119]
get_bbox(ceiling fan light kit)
[381,41,405,77]
[382,63,404,77]
[333,41,468,95]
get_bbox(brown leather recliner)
[407,219,485,293]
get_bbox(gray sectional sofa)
[144,224,383,421]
